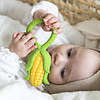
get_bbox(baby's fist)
[42,13,62,34]
[9,32,37,58]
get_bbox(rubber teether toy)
[25,18,57,87]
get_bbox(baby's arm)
[32,1,62,34]
[0,31,37,87]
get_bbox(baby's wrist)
[8,45,20,58]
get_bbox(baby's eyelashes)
[60,64,72,83]
[61,68,65,78]
[67,48,73,58]
[67,48,76,58]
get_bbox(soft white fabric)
[52,91,100,100]
[0,0,33,25]
[0,0,100,100]
[0,47,20,88]
[31,1,58,17]
[0,80,53,100]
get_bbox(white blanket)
[0,0,100,100]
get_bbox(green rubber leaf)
[26,18,43,33]
[25,49,40,80]
[43,72,50,85]
[42,33,57,50]
[25,49,40,72]
[41,50,51,73]
[24,71,30,80]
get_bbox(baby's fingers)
[43,14,54,24]
[52,22,62,34]
[53,28,62,34]
[21,31,35,43]
[27,45,37,54]
[12,32,19,39]
[15,32,25,41]
[25,38,37,48]
[52,22,60,28]
[47,17,58,25]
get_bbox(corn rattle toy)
[25,18,57,87]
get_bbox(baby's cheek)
[49,67,56,82]
[48,72,55,83]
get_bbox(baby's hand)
[42,13,62,34]
[33,10,62,34]
[9,32,37,58]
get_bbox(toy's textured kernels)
[29,53,44,87]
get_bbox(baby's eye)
[67,48,72,58]
[61,68,65,78]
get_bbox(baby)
[8,9,100,93]
[1,1,100,95]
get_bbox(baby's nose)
[54,53,65,65]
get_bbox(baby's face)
[47,44,100,85]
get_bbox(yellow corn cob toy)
[25,19,57,87]
[29,53,44,87]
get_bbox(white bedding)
[0,0,100,100]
